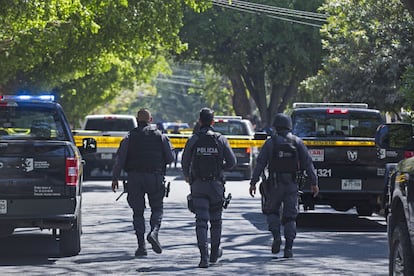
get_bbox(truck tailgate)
[0,141,71,198]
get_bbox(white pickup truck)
[73,114,137,179]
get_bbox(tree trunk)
[229,72,251,118]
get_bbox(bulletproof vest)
[268,134,299,173]
[191,130,222,180]
[125,126,164,172]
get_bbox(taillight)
[404,151,414,159]
[66,157,79,186]
[246,147,251,154]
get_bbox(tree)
[302,0,414,115]
[0,0,210,124]
[179,0,324,127]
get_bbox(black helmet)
[272,113,292,131]
[199,107,214,125]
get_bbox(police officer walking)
[112,108,174,257]
[181,108,236,268]
[249,113,319,258]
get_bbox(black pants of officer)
[126,172,165,239]
[261,173,298,248]
[191,179,224,256]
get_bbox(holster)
[187,194,195,213]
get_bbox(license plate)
[341,179,362,190]
[309,149,324,162]
[101,153,113,160]
[0,200,7,214]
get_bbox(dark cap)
[272,113,292,131]
[199,108,214,125]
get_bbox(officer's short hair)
[137,108,151,122]
[199,108,214,126]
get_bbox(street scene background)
[0,169,388,276]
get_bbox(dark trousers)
[126,172,165,235]
[262,174,298,242]
[191,179,224,248]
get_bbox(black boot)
[147,227,162,254]
[198,243,209,268]
[283,239,293,258]
[135,234,147,257]
[209,247,223,263]
[271,232,282,254]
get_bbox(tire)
[389,224,414,275]
[356,205,373,216]
[60,214,82,257]
[243,167,252,180]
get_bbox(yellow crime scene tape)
[303,140,375,147]
[74,133,374,150]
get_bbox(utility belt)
[192,174,223,182]
[127,168,163,174]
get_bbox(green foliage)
[91,61,230,126]
[179,0,324,127]
[0,0,210,123]
[304,0,414,113]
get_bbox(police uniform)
[181,120,236,268]
[250,114,318,258]
[112,120,174,256]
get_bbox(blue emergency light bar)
[0,95,55,101]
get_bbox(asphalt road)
[0,170,388,275]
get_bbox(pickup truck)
[0,95,96,256]
[73,114,137,179]
[291,102,404,216]
[375,123,414,275]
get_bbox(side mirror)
[80,137,97,155]
[375,123,414,150]
[254,132,269,140]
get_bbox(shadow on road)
[0,233,59,265]
[242,210,386,233]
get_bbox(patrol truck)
[291,102,403,216]
[73,114,137,179]
[0,95,96,256]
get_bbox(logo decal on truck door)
[22,158,34,172]
[347,150,358,161]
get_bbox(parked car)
[375,123,414,275]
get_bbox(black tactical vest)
[191,130,223,180]
[268,134,299,173]
[125,125,164,173]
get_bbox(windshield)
[0,106,68,140]
[85,117,135,131]
[292,110,383,138]
[213,120,252,135]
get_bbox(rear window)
[292,110,383,138]
[214,120,251,135]
[0,106,68,140]
[85,117,135,131]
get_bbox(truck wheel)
[389,224,414,275]
[243,167,252,180]
[356,205,373,216]
[60,215,82,257]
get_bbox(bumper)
[0,198,79,230]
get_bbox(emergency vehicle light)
[293,102,368,109]
[0,95,55,101]
[327,108,349,114]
